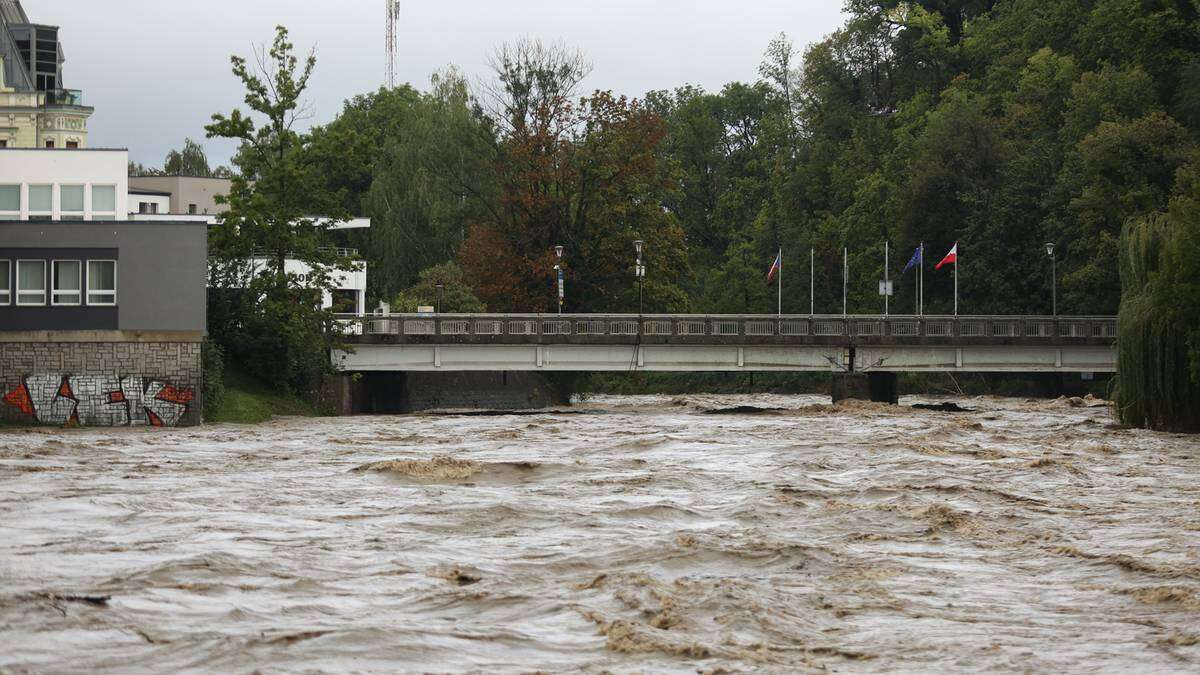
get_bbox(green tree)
[204,25,351,393]
[365,70,497,301]
[1116,152,1200,431]
[391,262,485,313]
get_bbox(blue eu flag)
[902,244,923,274]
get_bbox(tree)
[459,48,690,313]
[161,138,234,177]
[164,138,212,176]
[364,70,497,301]
[1116,151,1200,431]
[128,160,162,177]
[391,262,485,313]
[204,25,351,393]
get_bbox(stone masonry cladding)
[0,341,202,427]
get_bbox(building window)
[29,184,52,219]
[60,184,85,219]
[45,140,54,148]
[0,184,19,217]
[16,260,47,306]
[188,203,198,215]
[87,260,116,305]
[52,260,82,306]
[66,141,79,149]
[331,289,358,313]
[92,185,116,220]
[0,140,7,148]
[138,202,159,214]
[0,260,10,305]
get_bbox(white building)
[128,187,170,216]
[1,146,369,316]
[0,147,127,220]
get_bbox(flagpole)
[842,247,848,317]
[777,248,782,317]
[954,250,959,316]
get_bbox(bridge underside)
[333,343,1116,373]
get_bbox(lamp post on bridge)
[634,240,645,316]
[435,283,444,314]
[1045,242,1056,317]
[554,245,564,315]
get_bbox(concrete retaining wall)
[0,332,202,427]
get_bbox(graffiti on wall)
[3,375,194,427]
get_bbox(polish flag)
[935,243,958,270]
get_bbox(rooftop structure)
[0,0,93,149]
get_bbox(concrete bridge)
[332,314,1117,375]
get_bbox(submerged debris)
[912,402,973,413]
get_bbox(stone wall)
[0,334,202,427]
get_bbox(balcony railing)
[335,314,1118,342]
[42,89,85,107]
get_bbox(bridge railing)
[335,314,1117,341]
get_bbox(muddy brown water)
[1,394,1199,672]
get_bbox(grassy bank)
[204,368,318,424]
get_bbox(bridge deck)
[333,315,1117,374]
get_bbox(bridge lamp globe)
[1044,242,1054,257]
[634,240,644,258]
[554,245,564,260]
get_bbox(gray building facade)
[0,220,207,426]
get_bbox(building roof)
[0,0,29,24]
[129,174,235,181]
[129,188,173,196]
[0,147,128,152]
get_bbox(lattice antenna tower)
[385,0,400,88]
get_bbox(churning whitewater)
[1,394,1199,672]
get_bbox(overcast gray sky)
[36,0,846,167]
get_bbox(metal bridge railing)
[339,314,1118,341]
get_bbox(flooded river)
[2,394,1199,672]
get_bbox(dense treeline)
[309,0,1198,324]
[210,3,1199,428]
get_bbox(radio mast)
[385,0,400,88]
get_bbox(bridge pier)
[831,372,898,405]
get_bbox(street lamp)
[435,283,445,314]
[553,245,564,315]
[1045,242,1056,316]
[634,240,645,315]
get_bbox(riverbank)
[204,368,318,424]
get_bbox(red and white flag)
[935,243,958,270]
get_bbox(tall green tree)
[365,70,497,301]
[164,138,233,177]
[205,25,351,393]
[1116,152,1200,431]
